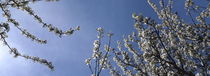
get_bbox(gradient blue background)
[0,0,204,76]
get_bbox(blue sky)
[0,0,203,76]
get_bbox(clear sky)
[0,0,204,76]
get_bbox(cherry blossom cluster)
[85,27,114,76]
[87,0,209,76]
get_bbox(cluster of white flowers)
[85,27,115,76]
[0,0,79,70]
[87,0,209,76]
